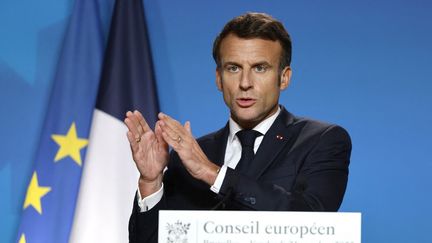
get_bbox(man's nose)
[239,70,253,90]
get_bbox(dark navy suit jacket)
[129,106,352,242]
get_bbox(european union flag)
[16,0,105,242]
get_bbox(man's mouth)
[236,98,256,107]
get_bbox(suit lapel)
[246,107,296,179]
[204,123,229,167]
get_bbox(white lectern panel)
[159,210,361,243]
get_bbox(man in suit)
[124,12,351,242]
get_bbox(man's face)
[216,34,291,129]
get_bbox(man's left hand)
[158,112,220,185]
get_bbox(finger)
[159,116,188,142]
[160,121,182,142]
[124,116,141,140]
[184,121,192,134]
[159,113,187,137]
[134,110,152,133]
[155,121,168,150]
[125,111,141,135]
[161,130,181,150]
[159,113,183,130]
[126,131,139,152]
[157,116,182,146]
[127,111,145,136]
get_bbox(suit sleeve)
[128,152,181,243]
[128,191,166,243]
[219,125,351,211]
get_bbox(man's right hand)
[124,110,169,197]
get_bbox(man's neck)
[228,106,281,140]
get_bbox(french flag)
[70,0,159,242]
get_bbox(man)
[125,12,351,242]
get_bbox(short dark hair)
[212,12,292,71]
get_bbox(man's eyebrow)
[222,61,273,67]
[222,61,241,67]
[252,61,272,67]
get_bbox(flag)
[16,0,105,242]
[69,0,159,242]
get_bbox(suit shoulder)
[293,116,351,141]
[280,107,349,136]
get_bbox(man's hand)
[124,110,169,197]
[158,113,220,185]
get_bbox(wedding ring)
[136,137,141,143]
[177,136,182,143]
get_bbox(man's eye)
[227,65,239,72]
[254,65,267,73]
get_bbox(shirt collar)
[228,106,281,143]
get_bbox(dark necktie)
[235,130,262,174]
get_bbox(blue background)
[1,0,431,242]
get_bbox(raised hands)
[124,110,169,197]
[125,111,220,191]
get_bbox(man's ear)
[215,68,223,91]
[280,66,292,91]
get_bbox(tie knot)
[236,130,262,148]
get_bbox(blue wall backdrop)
[1,0,431,242]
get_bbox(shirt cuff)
[210,165,227,194]
[136,183,164,212]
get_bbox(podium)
[159,210,361,243]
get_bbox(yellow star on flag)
[51,122,88,166]
[23,172,51,214]
[19,234,26,243]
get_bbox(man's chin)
[232,113,260,129]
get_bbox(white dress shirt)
[137,107,281,212]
